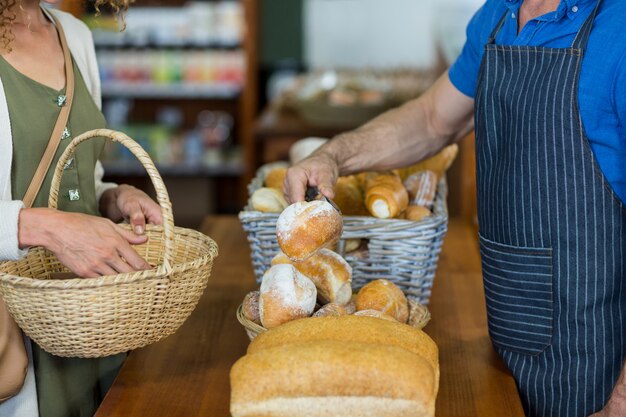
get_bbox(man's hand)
[100,185,163,235]
[18,208,151,278]
[284,151,339,203]
[282,72,474,204]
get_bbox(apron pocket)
[479,235,553,356]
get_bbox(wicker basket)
[236,300,432,341]
[239,162,448,304]
[0,129,218,358]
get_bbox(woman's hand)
[100,185,163,235]
[18,208,151,278]
[284,151,340,203]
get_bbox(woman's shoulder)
[46,8,93,40]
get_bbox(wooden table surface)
[94,216,524,417]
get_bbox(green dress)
[0,56,126,417]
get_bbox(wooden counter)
[94,216,524,417]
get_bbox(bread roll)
[333,176,368,215]
[271,249,352,305]
[264,167,288,190]
[354,309,398,322]
[365,174,409,219]
[289,137,328,165]
[344,296,357,314]
[394,144,458,180]
[259,265,317,329]
[247,315,438,373]
[404,205,431,222]
[242,291,261,325]
[276,200,343,261]
[231,340,436,417]
[403,170,437,208]
[356,279,409,323]
[251,187,288,213]
[313,303,348,318]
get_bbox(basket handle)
[48,128,175,274]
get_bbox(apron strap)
[488,11,510,45]
[572,0,603,50]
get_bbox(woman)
[0,0,162,415]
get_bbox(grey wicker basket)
[239,162,448,304]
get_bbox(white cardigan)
[0,9,115,417]
[0,8,116,261]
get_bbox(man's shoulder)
[465,0,509,45]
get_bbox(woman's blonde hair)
[1,0,131,51]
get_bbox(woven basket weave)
[236,300,432,341]
[239,162,448,304]
[0,129,218,358]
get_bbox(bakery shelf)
[101,160,244,177]
[101,83,242,99]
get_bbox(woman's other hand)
[18,208,151,278]
[100,185,163,235]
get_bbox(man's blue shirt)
[449,0,626,203]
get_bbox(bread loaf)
[264,167,288,190]
[356,279,409,323]
[271,249,352,305]
[259,265,317,329]
[313,303,349,318]
[242,291,261,325]
[247,315,438,373]
[276,200,343,261]
[364,173,409,219]
[231,340,436,417]
[251,187,288,213]
[333,176,368,215]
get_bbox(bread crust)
[271,249,352,305]
[356,279,409,323]
[276,201,343,261]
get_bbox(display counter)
[94,216,524,417]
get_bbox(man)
[284,0,626,416]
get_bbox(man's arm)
[284,72,475,202]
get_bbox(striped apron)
[474,1,626,416]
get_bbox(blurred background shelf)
[101,160,244,177]
[100,83,242,99]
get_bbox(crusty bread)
[313,303,349,318]
[231,340,436,417]
[247,315,438,372]
[289,137,327,165]
[334,176,368,216]
[264,167,288,190]
[242,291,261,325]
[394,144,458,180]
[354,309,398,322]
[276,200,343,261]
[259,265,317,329]
[403,170,437,208]
[356,279,409,323]
[404,205,431,222]
[364,174,409,219]
[251,187,288,213]
[271,249,352,305]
